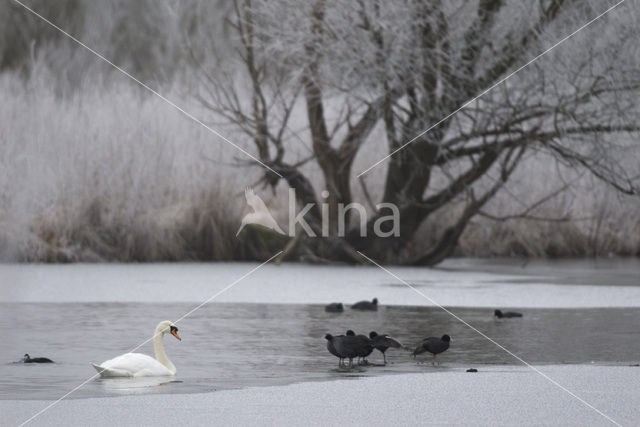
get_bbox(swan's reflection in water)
[97,377,184,395]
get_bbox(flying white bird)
[236,187,285,236]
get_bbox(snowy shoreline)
[2,365,639,426]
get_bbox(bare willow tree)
[198,0,640,264]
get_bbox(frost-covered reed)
[2,68,638,262]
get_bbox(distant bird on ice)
[236,187,285,236]
[351,298,378,311]
[494,309,523,319]
[324,302,344,313]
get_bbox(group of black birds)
[323,297,453,367]
[325,330,404,367]
[323,298,522,368]
[325,329,451,367]
[324,298,379,313]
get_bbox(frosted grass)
[0,67,638,262]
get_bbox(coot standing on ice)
[413,335,451,365]
[350,331,374,365]
[494,309,523,318]
[351,298,378,311]
[22,354,54,363]
[325,330,356,367]
[331,330,373,367]
[369,332,403,364]
[325,334,345,366]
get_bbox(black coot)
[325,334,345,366]
[324,330,356,367]
[412,335,451,365]
[351,298,378,311]
[369,331,403,364]
[324,303,344,313]
[494,309,523,318]
[22,354,54,363]
[353,332,374,364]
[333,330,373,367]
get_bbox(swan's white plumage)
[91,353,173,377]
[91,320,179,378]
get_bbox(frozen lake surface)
[1,259,639,425]
[2,258,639,306]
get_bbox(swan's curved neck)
[153,331,176,374]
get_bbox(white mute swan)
[91,320,181,377]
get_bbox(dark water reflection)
[2,302,639,400]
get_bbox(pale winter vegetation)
[0,0,639,263]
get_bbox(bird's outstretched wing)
[245,187,269,213]
[239,187,285,235]
[378,335,403,349]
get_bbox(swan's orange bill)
[171,330,181,340]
